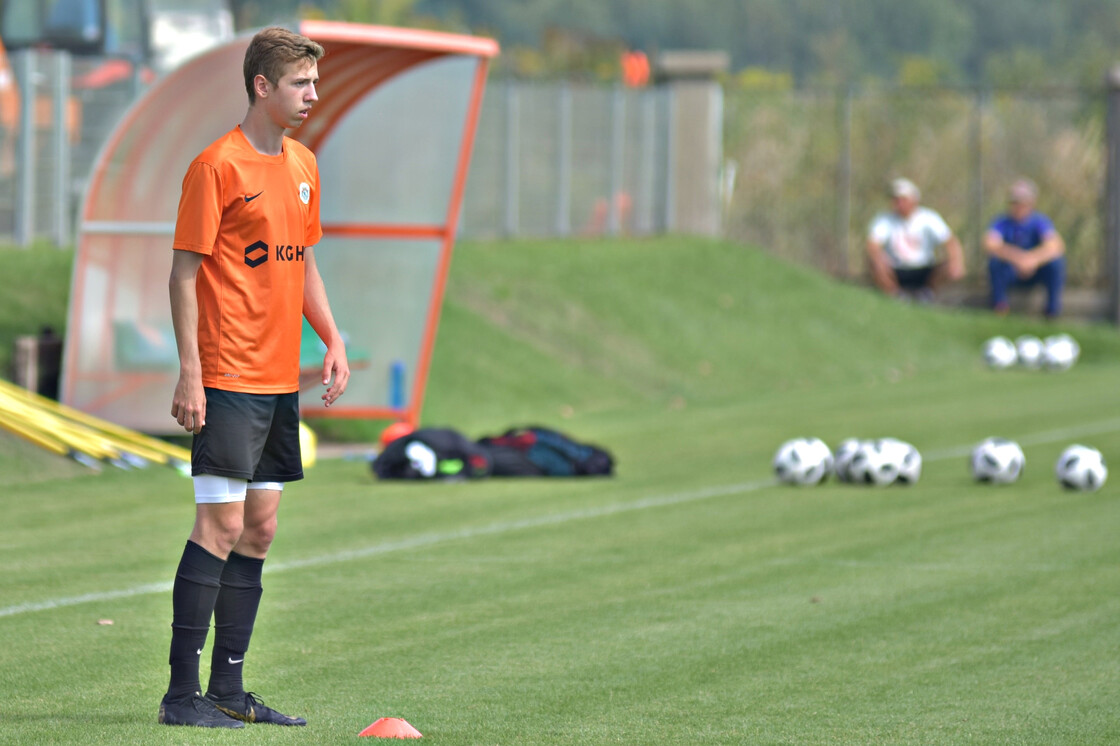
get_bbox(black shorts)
[893,265,939,290]
[191,388,304,483]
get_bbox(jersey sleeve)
[1034,213,1056,237]
[868,214,890,243]
[173,160,224,255]
[927,210,953,243]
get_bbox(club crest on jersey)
[299,182,311,205]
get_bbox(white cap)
[890,178,921,201]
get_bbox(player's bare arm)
[169,249,207,432]
[943,235,966,281]
[302,246,350,406]
[1037,230,1065,263]
[983,229,1027,265]
[865,238,899,294]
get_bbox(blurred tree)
[732,66,794,92]
[898,55,954,87]
[229,0,1120,88]
[805,28,863,88]
[305,0,421,25]
[984,49,1062,89]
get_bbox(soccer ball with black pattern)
[1054,444,1107,491]
[846,439,901,486]
[831,438,864,483]
[982,336,1018,369]
[1015,335,1045,369]
[878,438,922,485]
[970,437,1025,484]
[772,437,833,486]
[1042,334,1079,371]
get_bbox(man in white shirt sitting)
[866,178,965,301]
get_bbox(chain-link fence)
[459,79,675,239]
[723,86,1107,293]
[0,49,140,246]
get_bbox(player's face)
[892,194,917,217]
[264,59,319,130]
[1008,198,1033,221]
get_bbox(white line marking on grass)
[0,582,172,618]
[923,417,1120,460]
[0,480,775,619]
[5,417,1120,619]
[767,556,1071,574]
[265,479,777,573]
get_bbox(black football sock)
[207,551,264,697]
[167,541,226,701]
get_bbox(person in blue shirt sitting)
[983,178,1065,318]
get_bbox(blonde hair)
[243,27,325,104]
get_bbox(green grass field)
[2,237,1120,744]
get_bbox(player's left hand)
[321,346,350,407]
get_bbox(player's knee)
[191,475,249,551]
[242,516,278,553]
[191,512,244,556]
[214,516,246,551]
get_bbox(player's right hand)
[171,376,206,433]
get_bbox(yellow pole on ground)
[0,390,123,463]
[0,378,190,467]
[0,404,102,469]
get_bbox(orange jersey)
[173,126,322,393]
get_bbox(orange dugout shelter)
[61,20,498,434]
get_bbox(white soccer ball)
[1042,334,1080,371]
[1015,335,1045,369]
[982,336,1018,369]
[970,437,1025,484]
[832,437,864,483]
[1055,444,1107,491]
[773,437,833,486]
[879,437,922,485]
[847,439,901,486]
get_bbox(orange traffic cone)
[359,717,423,738]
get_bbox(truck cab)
[1,0,234,82]
[0,0,234,214]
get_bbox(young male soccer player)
[159,26,350,728]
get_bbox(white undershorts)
[193,475,285,504]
